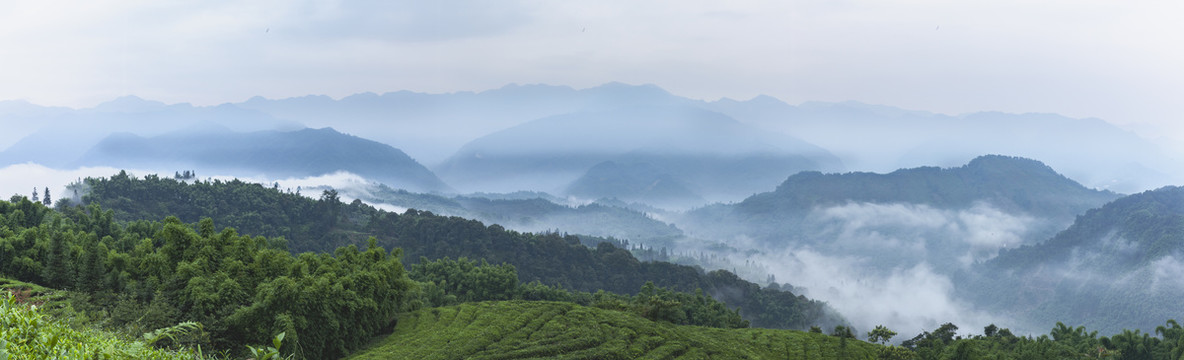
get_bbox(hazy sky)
[3,1,1183,139]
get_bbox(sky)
[2,1,1183,142]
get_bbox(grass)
[346,301,881,360]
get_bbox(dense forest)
[684,155,1120,243]
[0,196,746,358]
[74,171,843,330]
[351,183,685,246]
[7,172,1184,359]
[969,185,1184,334]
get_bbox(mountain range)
[77,127,449,193]
[434,104,843,202]
[4,83,1180,200]
[681,155,1119,246]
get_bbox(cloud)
[754,246,1007,339]
[0,163,408,213]
[4,0,1183,147]
[290,0,534,43]
[0,163,136,203]
[813,202,1037,267]
[1148,255,1184,293]
[675,201,1043,337]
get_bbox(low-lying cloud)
[671,201,1047,338]
[812,202,1038,268]
[0,163,136,203]
[0,164,405,212]
[750,246,1007,340]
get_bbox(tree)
[877,346,915,360]
[949,341,979,360]
[933,323,959,344]
[75,234,107,293]
[984,324,998,337]
[42,230,73,288]
[868,325,898,345]
[832,325,855,339]
[42,187,51,206]
[32,187,39,203]
[1155,320,1183,360]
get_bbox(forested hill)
[76,127,449,193]
[77,172,844,330]
[969,186,1184,333]
[681,155,1120,244]
[348,184,685,245]
[990,185,1184,269]
[738,155,1117,218]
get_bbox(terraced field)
[347,301,880,359]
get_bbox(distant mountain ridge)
[677,155,1122,273]
[566,161,704,208]
[77,127,449,192]
[736,155,1119,218]
[5,82,1176,194]
[434,104,843,204]
[230,82,1180,193]
[705,96,1178,193]
[233,83,697,165]
[346,184,685,244]
[0,96,300,168]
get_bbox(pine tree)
[43,187,51,206]
[76,235,107,293]
[32,187,39,203]
[43,231,73,288]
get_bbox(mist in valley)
[4,88,1183,340]
[6,2,1184,351]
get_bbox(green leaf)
[273,331,285,351]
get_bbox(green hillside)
[736,154,1116,218]
[348,301,879,360]
[972,185,1184,333]
[678,155,1121,271]
[75,172,843,330]
[688,155,1117,236]
[2,279,201,359]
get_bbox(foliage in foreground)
[0,196,416,359]
[0,291,197,360]
[347,301,880,360]
[900,320,1184,360]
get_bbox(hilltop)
[76,127,449,193]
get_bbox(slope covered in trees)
[352,184,684,245]
[0,195,416,358]
[693,155,1118,232]
[0,199,750,358]
[75,172,845,330]
[971,186,1184,334]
